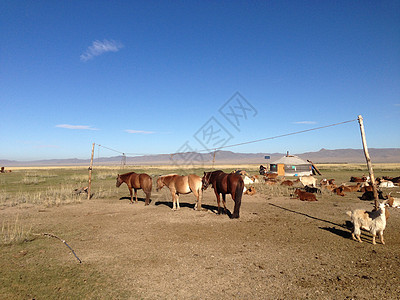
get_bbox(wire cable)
[95,118,358,159]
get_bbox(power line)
[95,118,358,158]
[209,118,358,152]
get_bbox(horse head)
[202,172,211,190]
[156,176,165,192]
[116,174,123,187]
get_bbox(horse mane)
[119,172,136,180]
[159,174,179,185]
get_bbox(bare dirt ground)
[1,184,400,299]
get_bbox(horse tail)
[232,178,244,218]
[142,174,152,205]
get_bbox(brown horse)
[156,174,203,211]
[116,172,152,205]
[202,170,244,218]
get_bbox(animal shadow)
[269,203,350,239]
[119,196,151,204]
[319,226,352,239]
[154,202,232,216]
[155,201,194,209]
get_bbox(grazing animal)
[264,173,278,179]
[234,170,249,177]
[323,184,338,192]
[320,178,335,185]
[293,189,317,201]
[390,176,400,184]
[360,190,385,201]
[264,179,278,185]
[202,170,244,218]
[156,174,203,211]
[74,186,88,195]
[281,180,294,186]
[304,185,321,194]
[116,172,152,205]
[244,186,256,196]
[350,176,368,183]
[359,185,373,193]
[299,176,317,187]
[243,176,254,185]
[387,193,400,208]
[378,181,395,188]
[346,202,388,245]
[340,183,361,192]
[333,187,345,197]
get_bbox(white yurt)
[269,153,312,176]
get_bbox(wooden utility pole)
[88,143,95,200]
[212,151,217,169]
[358,115,378,208]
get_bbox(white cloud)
[56,124,99,130]
[293,121,317,125]
[80,39,123,62]
[125,129,155,134]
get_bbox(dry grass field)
[1,164,400,299]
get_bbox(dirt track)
[1,185,400,299]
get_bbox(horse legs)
[134,188,138,203]
[221,194,227,214]
[193,188,202,211]
[129,187,134,204]
[176,193,180,210]
[170,189,180,211]
[214,190,223,215]
[144,192,150,206]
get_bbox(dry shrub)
[253,182,294,198]
[1,216,33,245]
[0,185,83,208]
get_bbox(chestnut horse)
[202,170,244,218]
[156,174,203,211]
[116,172,152,205]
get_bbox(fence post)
[88,143,95,200]
[357,115,378,208]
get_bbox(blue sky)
[1,1,399,161]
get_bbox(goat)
[299,176,317,187]
[304,185,321,194]
[320,178,335,185]
[346,202,387,245]
[250,175,260,183]
[379,181,395,188]
[293,188,317,201]
[387,193,400,208]
[243,176,254,185]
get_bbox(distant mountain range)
[1,148,399,167]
